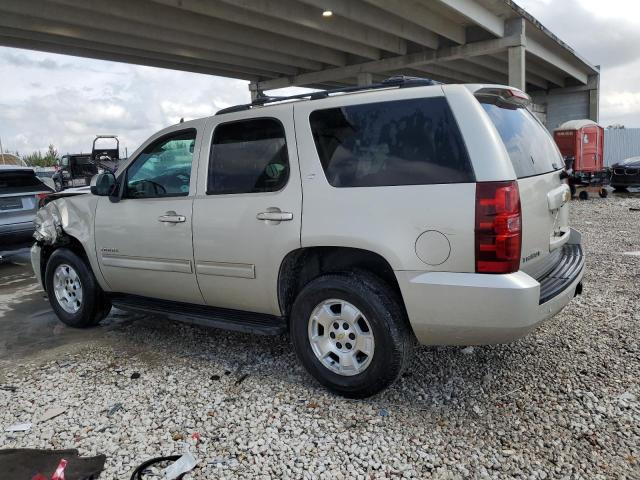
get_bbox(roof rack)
[215,76,441,116]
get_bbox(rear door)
[479,97,570,277]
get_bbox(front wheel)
[290,271,413,398]
[45,248,111,328]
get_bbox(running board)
[109,294,287,335]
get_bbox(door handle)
[158,211,186,223]
[256,211,293,221]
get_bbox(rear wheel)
[578,190,589,200]
[290,271,413,398]
[45,248,111,328]
[599,188,608,198]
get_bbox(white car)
[31,78,584,397]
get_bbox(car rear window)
[0,170,51,194]
[480,100,564,178]
[309,97,474,187]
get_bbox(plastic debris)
[50,459,68,480]
[38,407,66,423]
[162,451,198,480]
[5,422,32,432]
[461,346,475,355]
[107,403,123,417]
[130,372,141,380]
[379,408,389,417]
[235,373,249,385]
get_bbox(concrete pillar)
[505,17,526,91]
[508,46,526,91]
[249,82,260,101]
[588,73,600,122]
[357,72,373,86]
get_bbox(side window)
[309,97,473,187]
[208,118,289,195]
[125,129,196,199]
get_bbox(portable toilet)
[553,119,604,174]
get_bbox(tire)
[613,186,628,192]
[290,271,413,398]
[599,188,608,198]
[578,190,589,200]
[45,248,111,328]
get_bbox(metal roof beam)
[257,34,522,90]
[463,56,547,89]
[0,12,301,77]
[429,0,504,37]
[152,0,382,60]
[46,0,347,66]
[0,1,323,71]
[526,36,587,84]
[0,33,259,81]
[206,0,405,56]
[296,0,439,49]
[362,0,466,44]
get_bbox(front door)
[192,105,302,315]
[94,127,204,304]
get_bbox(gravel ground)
[1,194,639,479]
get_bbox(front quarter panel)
[37,194,108,290]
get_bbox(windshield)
[480,100,563,178]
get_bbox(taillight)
[475,181,522,274]
[36,192,52,209]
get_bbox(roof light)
[322,10,333,17]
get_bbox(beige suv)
[32,78,585,397]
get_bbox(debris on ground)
[461,346,475,355]
[234,373,249,385]
[5,422,32,432]
[162,451,198,480]
[0,449,105,479]
[106,403,123,417]
[130,372,141,380]
[38,407,66,423]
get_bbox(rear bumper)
[397,229,585,345]
[0,221,35,245]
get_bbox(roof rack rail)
[215,76,440,116]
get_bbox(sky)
[1,0,639,156]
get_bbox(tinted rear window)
[480,101,563,178]
[0,170,51,194]
[309,97,474,187]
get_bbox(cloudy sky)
[0,0,639,156]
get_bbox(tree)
[23,144,59,167]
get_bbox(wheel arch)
[277,246,406,318]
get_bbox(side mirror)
[90,172,116,196]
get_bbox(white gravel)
[1,194,639,479]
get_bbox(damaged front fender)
[31,194,108,292]
[34,202,64,245]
